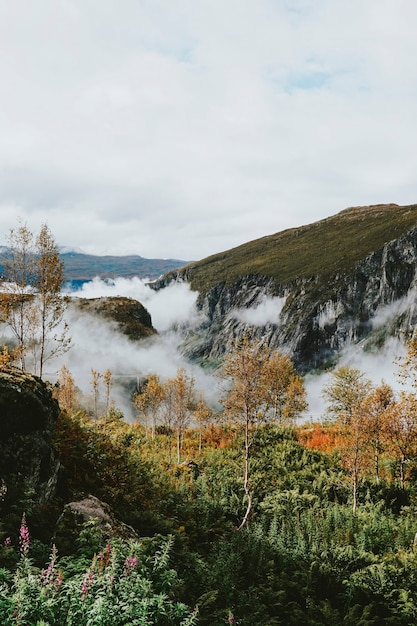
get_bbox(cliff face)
[166,226,417,373]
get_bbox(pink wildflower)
[19,513,30,555]
[3,537,11,547]
[123,555,139,576]
[42,562,54,585]
[81,568,95,600]
[41,545,62,591]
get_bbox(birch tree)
[385,392,417,487]
[263,351,308,424]
[219,336,307,529]
[361,382,393,483]
[194,394,213,452]
[167,368,196,464]
[33,223,70,376]
[134,373,164,439]
[54,364,78,413]
[0,223,37,370]
[322,366,371,424]
[0,221,70,376]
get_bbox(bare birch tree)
[0,221,70,376]
[33,224,70,376]
[0,222,37,370]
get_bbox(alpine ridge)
[154,203,417,372]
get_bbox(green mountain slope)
[178,203,417,293]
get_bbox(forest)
[2,223,417,624]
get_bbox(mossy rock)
[0,367,59,437]
[73,296,157,340]
[54,494,139,555]
[0,367,60,504]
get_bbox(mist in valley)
[0,276,412,423]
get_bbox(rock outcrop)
[0,368,60,504]
[54,494,139,555]
[72,296,157,340]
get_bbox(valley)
[1,204,417,623]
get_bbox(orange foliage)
[202,424,235,449]
[297,422,344,453]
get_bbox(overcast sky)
[0,1,416,261]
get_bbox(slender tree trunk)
[177,427,181,463]
[39,301,46,378]
[352,466,358,514]
[374,442,380,484]
[352,442,359,514]
[237,409,252,530]
[400,454,405,488]
[18,306,26,371]
[167,431,172,467]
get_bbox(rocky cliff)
[0,368,60,506]
[155,205,417,372]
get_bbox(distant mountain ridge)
[0,250,189,284]
[60,252,189,283]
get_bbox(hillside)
[3,368,417,624]
[156,203,417,372]
[169,203,417,294]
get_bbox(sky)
[1,0,417,261]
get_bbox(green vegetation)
[0,521,198,625]
[4,214,417,623]
[3,413,417,624]
[174,203,417,294]
[4,332,417,625]
[5,335,417,622]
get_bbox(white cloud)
[67,276,202,331]
[0,1,416,260]
[0,273,412,422]
[303,337,408,424]
[231,296,286,326]
[52,277,214,418]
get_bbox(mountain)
[155,203,417,372]
[61,252,188,284]
[0,250,189,285]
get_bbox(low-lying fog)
[0,276,410,422]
